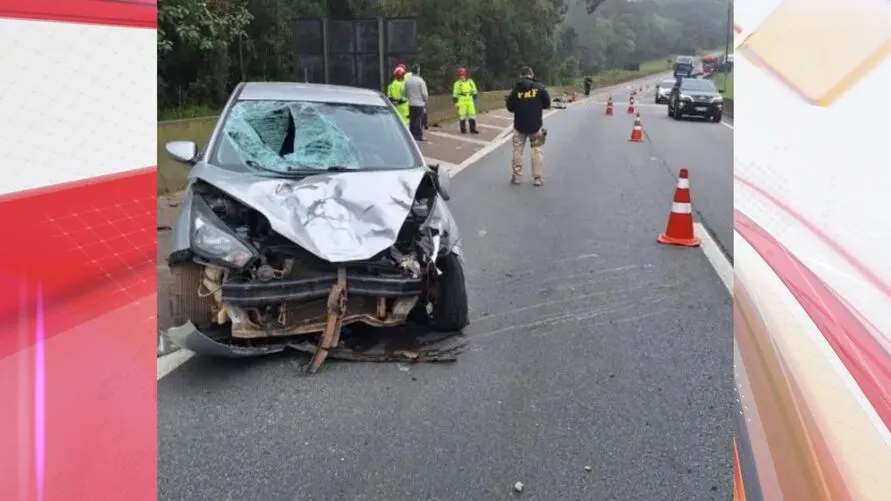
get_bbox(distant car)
[667,77,724,122]
[654,78,676,104]
[161,82,469,362]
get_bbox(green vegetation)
[576,56,672,88]
[159,0,730,116]
[714,71,734,99]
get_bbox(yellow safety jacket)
[453,78,478,101]
[387,79,405,103]
[387,78,409,123]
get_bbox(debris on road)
[513,481,524,493]
[584,465,593,473]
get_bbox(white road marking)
[158,348,195,380]
[721,121,734,130]
[486,113,514,121]
[695,223,733,294]
[451,108,560,176]
[424,157,460,175]
[474,122,504,130]
[426,130,491,146]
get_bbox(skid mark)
[470,280,677,323]
[470,263,654,291]
[471,294,673,343]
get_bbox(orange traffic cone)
[657,169,701,247]
[606,97,614,115]
[627,98,635,114]
[629,114,644,142]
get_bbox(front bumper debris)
[165,266,466,372]
[221,270,421,306]
[165,321,467,363]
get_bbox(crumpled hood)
[191,164,427,263]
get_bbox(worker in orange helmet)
[387,66,410,125]
[452,67,479,134]
[397,62,413,80]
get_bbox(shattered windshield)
[214,100,419,172]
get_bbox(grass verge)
[713,71,734,99]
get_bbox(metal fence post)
[322,18,330,84]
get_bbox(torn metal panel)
[188,164,431,263]
[165,321,467,363]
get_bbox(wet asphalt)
[158,85,734,501]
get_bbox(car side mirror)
[166,141,198,165]
[428,163,451,201]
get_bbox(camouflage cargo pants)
[511,130,545,181]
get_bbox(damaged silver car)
[162,82,468,372]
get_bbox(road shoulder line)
[695,222,733,294]
[426,130,491,146]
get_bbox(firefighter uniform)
[452,68,479,134]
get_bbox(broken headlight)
[190,197,257,268]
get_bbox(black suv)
[667,78,724,122]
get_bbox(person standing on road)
[583,75,593,96]
[505,66,551,186]
[387,66,410,125]
[452,67,479,134]
[404,63,428,141]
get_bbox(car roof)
[237,82,389,106]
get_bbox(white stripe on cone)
[677,178,690,189]
[671,202,693,214]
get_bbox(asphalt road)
[628,98,735,259]
[158,83,734,501]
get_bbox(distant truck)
[702,54,718,74]
[673,55,695,78]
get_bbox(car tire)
[426,253,469,331]
[672,106,683,120]
[713,113,723,123]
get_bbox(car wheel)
[672,107,683,120]
[167,262,216,329]
[426,253,469,331]
[713,113,723,123]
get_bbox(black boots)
[469,119,479,134]
[459,120,467,134]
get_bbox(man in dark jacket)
[505,66,551,186]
